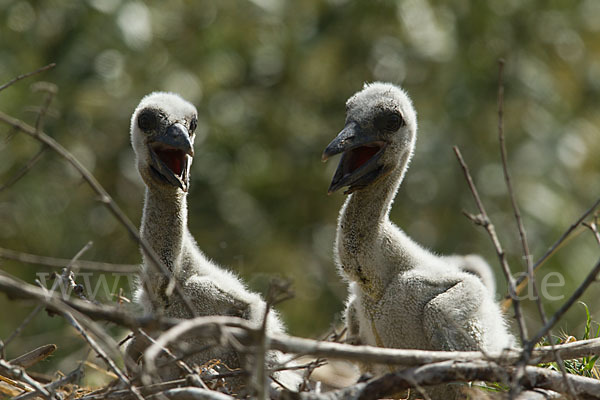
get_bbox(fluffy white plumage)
[323,82,515,398]
[126,92,300,391]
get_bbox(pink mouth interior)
[345,145,381,174]
[156,149,185,176]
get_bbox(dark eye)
[376,112,404,132]
[190,117,197,134]
[138,110,157,131]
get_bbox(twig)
[511,196,600,298]
[80,379,188,400]
[3,273,600,368]
[0,359,51,399]
[0,83,56,193]
[62,312,145,400]
[583,218,600,246]
[0,246,139,273]
[453,146,528,342]
[0,110,195,317]
[496,59,575,398]
[531,257,600,345]
[0,272,158,329]
[13,362,84,400]
[146,387,234,400]
[0,63,56,92]
[292,359,600,400]
[65,241,93,273]
[497,60,542,325]
[32,82,57,131]
[137,329,206,388]
[0,125,19,150]
[0,304,43,355]
[0,146,47,193]
[8,344,56,369]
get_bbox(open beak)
[322,122,387,195]
[148,123,194,191]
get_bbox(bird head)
[130,92,197,192]
[322,82,417,195]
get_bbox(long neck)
[337,152,413,296]
[140,188,187,277]
[340,153,410,240]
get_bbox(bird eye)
[376,112,404,133]
[138,110,157,131]
[190,117,197,134]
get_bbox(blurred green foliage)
[1,0,599,377]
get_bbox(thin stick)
[496,59,576,398]
[0,246,139,273]
[497,60,541,321]
[3,272,600,368]
[0,305,42,354]
[512,197,600,293]
[62,312,145,400]
[0,146,47,193]
[0,63,56,92]
[0,359,51,399]
[12,362,84,400]
[0,83,57,193]
[531,257,600,345]
[583,219,600,246]
[137,329,206,388]
[8,344,56,369]
[80,379,188,400]
[0,110,195,317]
[302,360,600,400]
[453,146,528,342]
[146,388,233,400]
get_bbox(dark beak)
[155,123,194,157]
[148,123,194,191]
[322,122,387,194]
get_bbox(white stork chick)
[126,92,300,391]
[322,83,514,397]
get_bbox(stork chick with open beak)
[131,93,197,192]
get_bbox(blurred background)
[1,0,599,382]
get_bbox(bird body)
[323,83,514,396]
[127,92,299,391]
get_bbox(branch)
[62,312,145,400]
[146,387,234,400]
[2,272,600,368]
[13,363,84,400]
[511,196,600,300]
[0,63,56,92]
[0,110,196,317]
[495,59,575,398]
[80,379,188,400]
[0,146,47,193]
[291,360,600,400]
[0,272,163,330]
[0,246,139,273]
[0,359,51,399]
[531,257,600,345]
[453,146,528,342]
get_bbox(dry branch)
[509,196,600,305]
[0,108,196,317]
[531,256,600,345]
[453,146,528,341]
[146,387,234,400]
[0,246,139,273]
[8,344,56,369]
[290,360,600,400]
[0,63,55,92]
[1,272,599,368]
[0,359,51,399]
